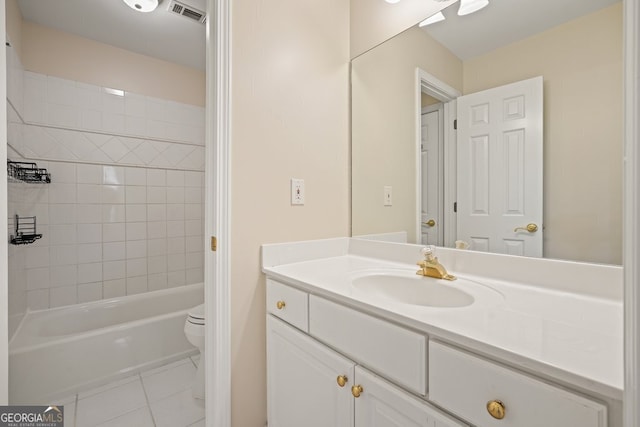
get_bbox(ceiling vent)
[167,0,207,24]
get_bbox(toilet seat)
[188,304,204,319]
[187,304,205,326]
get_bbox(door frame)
[624,0,639,425]
[414,68,460,247]
[0,4,8,404]
[420,103,445,246]
[205,0,231,426]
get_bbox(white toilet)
[184,304,205,399]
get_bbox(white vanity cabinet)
[353,366,466,427]
[266,277,467,427]
[429,341,608,427]
[267,315,466,427]
[267,315,354,427]
[266,278,610,427]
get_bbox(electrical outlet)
[291,178,305,205]
[384,186,392,206]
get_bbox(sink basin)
[351,271,503,308]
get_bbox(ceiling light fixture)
[122,0,159,13]
[384,0,402,4]
[457,0,489,16]
[419,11,445,27]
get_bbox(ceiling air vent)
[167,0,206,24]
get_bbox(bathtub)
[9,283,204,404]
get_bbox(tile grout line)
[74,393,79,427]
[140,372,158,427]
[74,374,146,427]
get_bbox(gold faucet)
[416,246,456,281]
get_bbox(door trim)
[624,0,639,425]
[206,0,231,426]
[414,69,461,246]
[0,4,8,404]
[420,104,444,245]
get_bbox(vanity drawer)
[309,295,427,395]
[428,341,607,427]
[266,279,309,332]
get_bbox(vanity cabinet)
[266,279,610,427]
[267,315,465,427]
[429,341,608,427]
[267,315,354,427]
[354,366,465,427]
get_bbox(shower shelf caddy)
[10,215,42,245]
[7,160,51,183]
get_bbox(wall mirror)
[351,0,623,265]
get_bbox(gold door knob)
[336,375,348,387]
[276,300,286,310]
[424,219,436,227]
[513,223,538,233]
[487,400,506,420]
[351,385,363,398]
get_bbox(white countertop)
[262,238,623,400]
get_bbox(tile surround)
[12,162,205,310]
[10,69,204,172]
[7,45,205,314]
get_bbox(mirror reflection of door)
[457,77,544,257]
[418,76,543,257]
[420,102,444,245]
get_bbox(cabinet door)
[267,315,355,427]
[354,367,467,427]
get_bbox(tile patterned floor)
[55,355,205,427]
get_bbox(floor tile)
[95,407,155,427]
[142,359,196,403]
[141,357,191,378]
[63,402,76,427]
[188,419,206,427]
[78,374,139,400]
[53,394,76,405]
[76,378,147,426]
[150,388,205,427]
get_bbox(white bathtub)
[9,283,204,404]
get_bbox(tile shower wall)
[21,162,204,310]
[7,146,29,337]
[6,43,205,317]
[7,42,28,336]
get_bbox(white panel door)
[421,109,442,246]
[457,76,543,257]
[267,315,355,427]
[354,366,467,427]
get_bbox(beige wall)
[231,0,350,425]
[352,26,462,242]
[464,3,623,264]
[20,21,205,106]
[5,0,22,58]
[350,0,456,59]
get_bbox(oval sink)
[350,271,503,308]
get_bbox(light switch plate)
[291,178,305,205]
[384,186,392,206]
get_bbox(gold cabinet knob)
[336,375,348,387]
[276,300,286,310]
[351,385,363,398]
[424,219,436,227]
[487,400,505,420]
[513,223,538,233]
